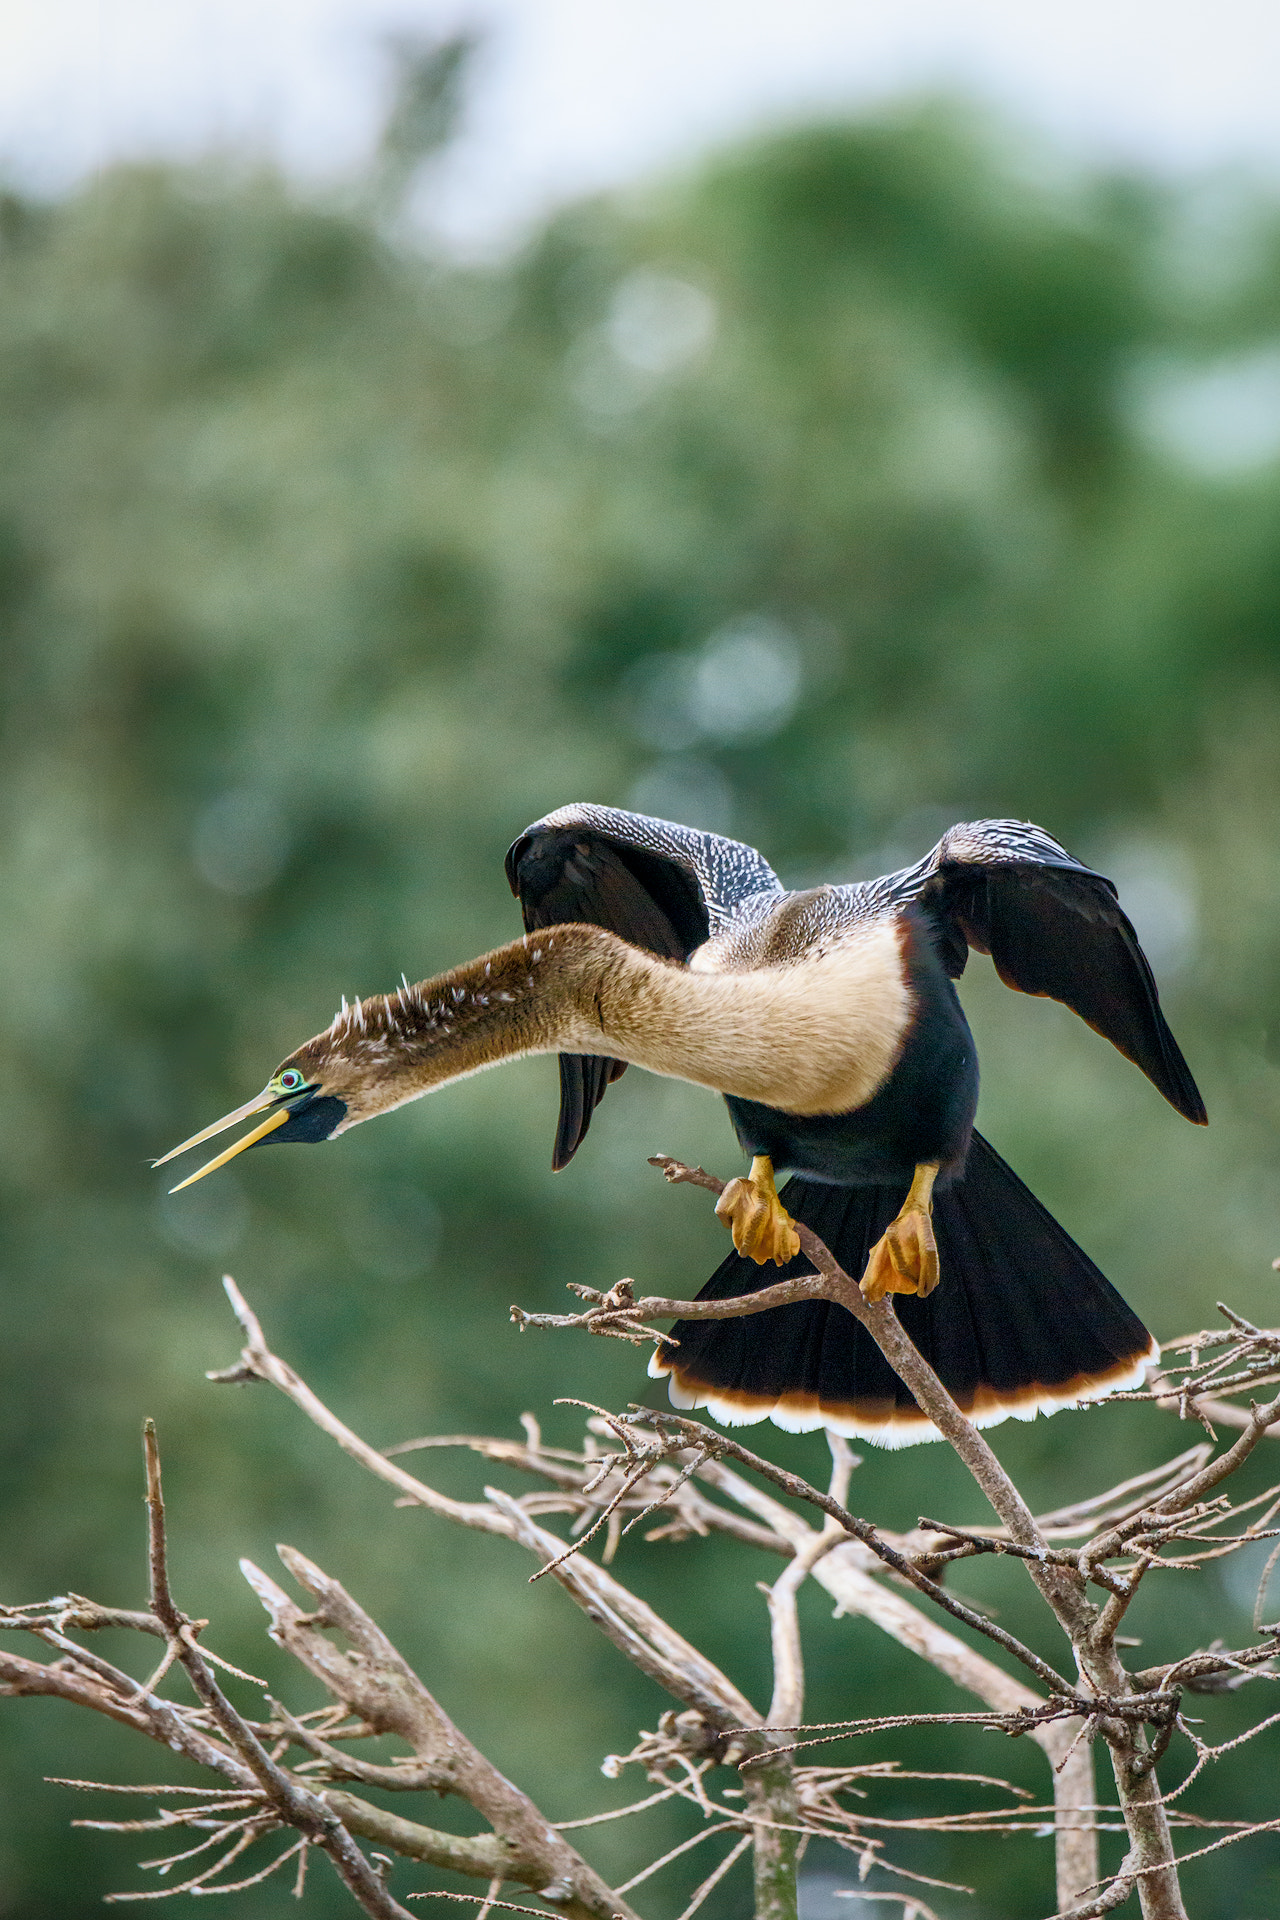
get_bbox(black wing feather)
[913,824,1206,1124]
[508,825,711,1166]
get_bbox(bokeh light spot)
[192,789,291,895]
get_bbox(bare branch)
[644,1161,1057,1569]
[241,1549,641,1920]
[213,1272,1116,1908]
[635,1161,1212,1918]
[1048,1852,1137,1919]
[142,1423,419,1920]
[627,1410,1074,1698]
[482,1486,762,1736]
[763,1524,843,1733]
[216,1279,760,1735]
[22,1235,1280,1920]
[674,1832,753,1919]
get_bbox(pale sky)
[5,1,1280,246]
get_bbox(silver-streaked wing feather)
[505,804,784,1166]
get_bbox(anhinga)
[157,805,1206,1447]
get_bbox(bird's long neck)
[315,921,913,1126]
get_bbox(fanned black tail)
[648,1131,1157,1448]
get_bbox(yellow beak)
[155,1090,294,1193]
[164,1103,292,1193]
[154,1090,279,1167]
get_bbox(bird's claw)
[861,1204,940,1301]
[715,1157,800,1266]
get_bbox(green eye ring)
[277,1069,306,1094]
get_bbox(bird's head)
[156,940,555,1192]
[153,1008,418,1192]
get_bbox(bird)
[156,804,1206,1447]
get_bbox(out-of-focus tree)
[1,84,1280,1917]
[374,30,481,212]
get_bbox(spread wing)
[889,819,1206,1124]
[505,804,783,1167]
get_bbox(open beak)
[154,1090,278,1167]
[154,1090,292,1192]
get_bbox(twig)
[636,1160,1199,1919]
[141,1423,419,1920]
[645,1159,1056,1563]
[673,1832,752,1919]
[764,1525,844,1732]
[214,1279,759,1735]
[629,1409,1074,1698]
[611,1820,741,1893]
[1047,1851,1136,1919]
[214,1275,1113,1906]
[29,1260,1280,1920]
[241,1549,641,1920]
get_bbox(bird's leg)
[861,1162,941,1301]
[715,1155,801,1267]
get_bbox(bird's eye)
[277,1069,305,1093]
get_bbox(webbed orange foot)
[860,1163,941,1302]
[715,1155,801,1266]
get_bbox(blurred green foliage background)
[3,52,1280,1917]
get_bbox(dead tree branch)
[240,1549,640,1920]
[511,1156,1280,1919]
[9,1180,1280,1920]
